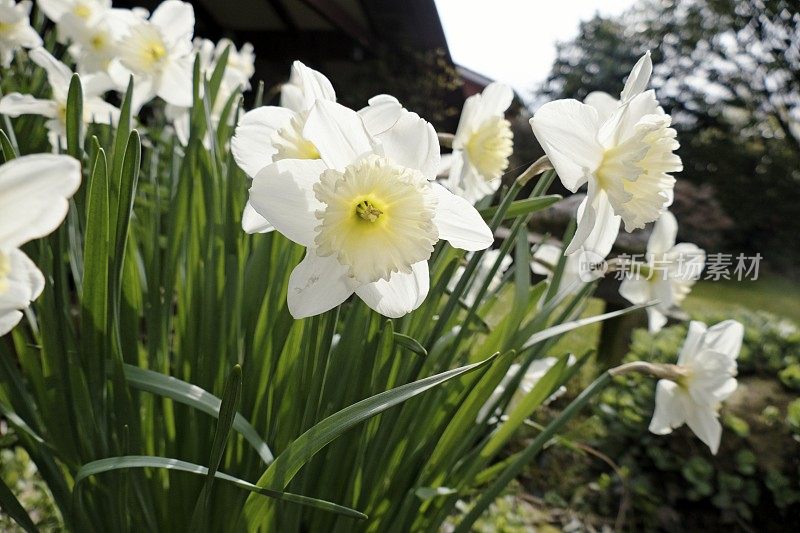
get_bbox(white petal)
[676,321,708,366]
[647,210,678,255]
[579,189,621,258]
[241,202,274,234]
[287,250,353,319]
[281,61,336,113]
[248,159,326,247]
[702,320,744,360]
[648,380,685,435]
[232,106,294,177]
[0,248,45,336]
[685,404,722,454]
[157,58,193,108]
[0,93,58,118]
[303,100,374,171]
[359,95,440,179]
[149,0,194,46]
[619,277,650,305]
[476,82,514,118]
[14,25,42,49]
[620,51,653,102]
[646,306,668,333]
[0,310,23,337]
[29,48,72,98]
[0,155,81,248]
[584,91,619,123]
[530,99,603,192]
[85,98,120,126]
[531,243,562,275]
[431,183,493,251]
[437,153,455,177]
[36,0,71,21]
[355,261,429,318]
[565,181,603,255]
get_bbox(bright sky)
[434,0,636,101]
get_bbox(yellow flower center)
[313,155,438,284]
[145,41,166,64]
[272,113,320,161]
[464,116,513,180]
[0,22,12,34]
[355,199,383,222]
[73,3,92,20]
[90,33,106,50]
[0,250,10,294]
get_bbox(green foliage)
[589,309,800,531]
[0,40,637,532]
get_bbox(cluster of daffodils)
[0,0,746,455]
[233,63,493,318]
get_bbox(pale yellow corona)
[0,250,10,294]
[272,113,320,161]
[313,155,438,284]
[464,116,513,180]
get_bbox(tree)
[539,0,800,272]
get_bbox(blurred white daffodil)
[649,319,743,454]
[619,211,705,332]
[63,7,145,76]
[246,97,493,318]
[166,37,254,147]
[530,51,681,255]
[478,357,572,423]
[0,0,42,67]
[110,0,194,111]
[531,242,581,294]
[0,154,81,335]
[37,0,109,36]
[0,47,119,148]
[448,249,512,307]
[232,60,335,234]
[444,82,514,203]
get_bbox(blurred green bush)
[592,309,800,531]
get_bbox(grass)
[684,273,800,323]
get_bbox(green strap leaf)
[0,476,38,533]
[244,352,500,523]
[0,128,17,161]
[479,194,562,220]
[74,455,366,521]
[65,74,83,159]
[121,364,273,464]
[393,332,427,356]
[189,365,243,531]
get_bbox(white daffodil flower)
[0,48,119,149]
[63,7,144,75]
[477,357,573,423]
[649,319,744,454]
[530,52,681,256]
[167,37,255,147]
[232,60,335,234]
[0,154,81,335]
[448,249,512,307]
[0,0,42,67]
[619,211,705,332]
[110,0,194,111]
[246,97,493,319]
[444,82,514,203]
[37,0,110,35]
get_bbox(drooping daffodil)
[110,0,195,111]
[0,154,81,335]
[232,60,335,234]
[0,0,42,67]
[530,51,681,255]
[444,82,514,203]
[244,97,493,318]
[0,47,119,148]
[619,211,705,332]
[649,319,743,454]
